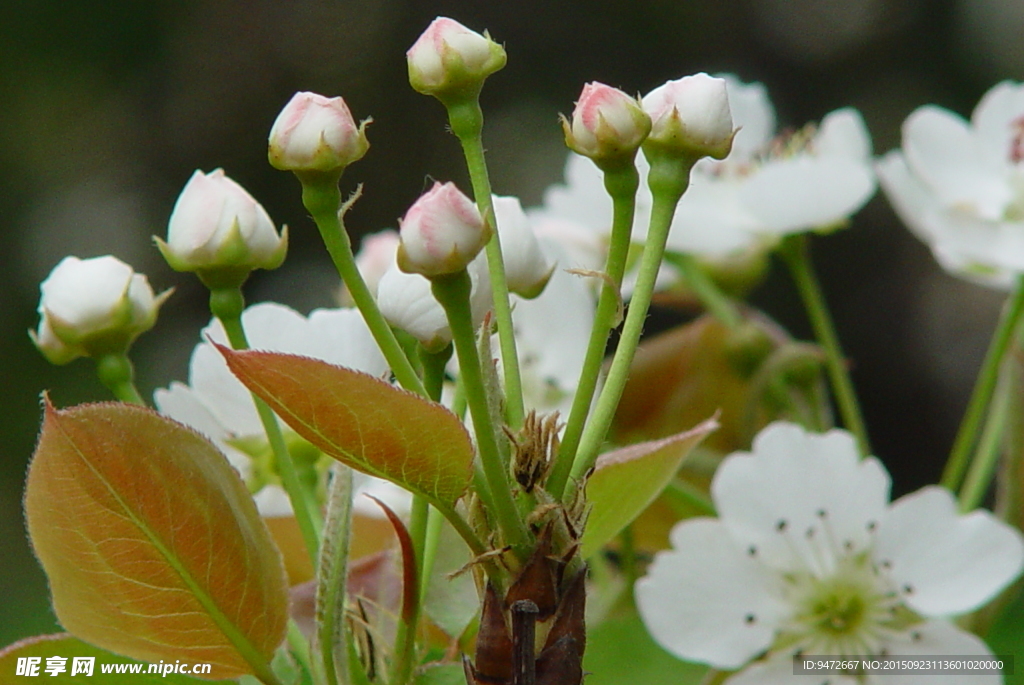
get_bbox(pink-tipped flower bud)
[157,169,288,285]
[406,17,506,100]
[643,73,734,160]
[396,182,490,278]
[563,82,651,163]
[31,255,170,365]
[268,91,370,173]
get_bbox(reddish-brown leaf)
[218,347,473,508]
[25,400,288,681]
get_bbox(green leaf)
[413,663,466,685]
[218,347,474,508]
[25,400,289,682]
[423,519,478,638]
[581,418,717,558]
[584,611,707,685]
[0,634,219,684]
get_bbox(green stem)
[568,153,695,486]
[549,163,639,497]
[432,270,531,556]
[662,477,717,517]
[419,506,444,599]
[447,99,525,428]
[317,465,354,685]
[943,275,1024,491]
[209,287,321,564]
[699,669,729,685]
[666,252,742,329]
[286,619,313,680]
[780,234,870,457]
[95,354,147,405]
[959,374,1014,512]
[300,177,427,398]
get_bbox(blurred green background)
[2,0,1022,655]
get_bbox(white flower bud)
[563,82,651,162]
[157,169,288,282]
[492,195,554,299]
[377,254,492,352]
[406,17,506,99]
[396,181,490,278]
[643,73,734,160]
[268,91,370,173]
[31,255,169,364]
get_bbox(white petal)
[902,106,1009,221]
[741,155,875,234]
[240,302,315,355]
[719,75,777,161]
[874,486,1024,616]
[511,237,595,412]
[635,518,788,669]
[713,422,890,574]
[875,620,1002,685]
[669,174,763,256]
[538,153,615,237]
[188,340,265,437]
[970,81,1024,173]
[306,307,388,376]
[815,108,873,160]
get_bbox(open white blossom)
[636,422,1023,684]
[154,301,408,518]
[877,81,1024,289]
[535,75,875,273]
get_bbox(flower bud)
[377,254,492,352]
[492,195,554,299]
[157,169,288,285]
[563,82,651,163]
[268,91,370,173]
[31,255,169,365]
[396,181,491,278]
[407,17,506,100]
[642,73,734,160]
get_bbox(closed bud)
[642,73,734,160]
[563,82,651,163]
[268,91,370,173]
[407,17,506,100]
[377,254,492,351]
[31,255,169,364]
[157,169,288,286]
[396,181,490,278]
[493,195,554,299]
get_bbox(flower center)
[768,512,914,659]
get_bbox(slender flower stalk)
[779,233,870,456]
[431,270,531,556]
[959,373,1015,512]
[569,153,696,486]
[549,163,639,496]
[95,353,147,405]
[448,100,526,428]
[301,179,427,397]
[208,286,322,564]
[942,275,1024,491]
[666,252,742,329]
